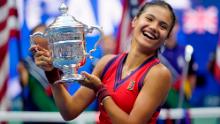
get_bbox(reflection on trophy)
[30,3,103,83]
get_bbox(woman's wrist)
[45,68,62,84]
[101,96,110,105]
[96,84,110,105]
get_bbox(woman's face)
[32,26,49,50]
[131,6,173,52]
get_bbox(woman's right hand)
[30,45,54,71]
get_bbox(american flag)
[0,0,20,110]
[115,0,145,53]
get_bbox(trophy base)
[55,74,85,84]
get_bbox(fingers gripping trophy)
[30,3,103,83]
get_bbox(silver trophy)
[30,3,103,83]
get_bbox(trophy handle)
[72,17,104,59]
[85,26,104,59]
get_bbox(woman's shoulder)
[146,63,172,84]
[99,54,117,65]
[92,54,117,76]
[151,63,171,77]
[101,54,117,61]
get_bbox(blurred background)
[0,0,220,124]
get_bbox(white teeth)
[143,31,156,40]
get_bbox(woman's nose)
[148,22,158,32]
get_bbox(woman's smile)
[142,28,158,40]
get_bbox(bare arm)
[102,64,172,124]
[50,84,96,120]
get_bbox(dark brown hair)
[31,24,47,34]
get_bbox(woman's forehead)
[142,6,173,24]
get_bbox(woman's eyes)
[160,25,168,30]
[146,17,153,21]
[160,24,169,30]
[145,16,169,30]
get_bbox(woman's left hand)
[79,71,102,92]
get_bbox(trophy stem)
[55,66,84,84]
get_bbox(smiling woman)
[30,1,176,124]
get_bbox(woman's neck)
[124,49,156,71]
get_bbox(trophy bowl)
[30,3,103,83]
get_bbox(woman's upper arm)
[129,64,172,123]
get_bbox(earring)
[159,42,166,53]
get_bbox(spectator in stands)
[17,24,61,124]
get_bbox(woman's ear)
[131,16,137,28]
